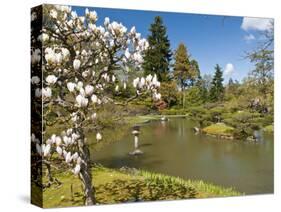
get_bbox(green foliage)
[209,64,224,102]
[188,106,212,127]
[183,86,204,106]
[142,16,172,82]
[159,81,179,107]
[223,111,262,139]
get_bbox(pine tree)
[209,64,224,102]
[142,16,172,82]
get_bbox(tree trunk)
[78,134,96,205]
[79,164,95,205]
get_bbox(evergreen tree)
[195,75,208,103]
[173,44,200,89]
[142,16,172,82]
[228,77,234,86]
[173,43,190,90]
[190,59,200,86]
[209,64,224,102]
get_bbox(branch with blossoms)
[31,5,161,205]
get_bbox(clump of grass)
[138,170,241,198]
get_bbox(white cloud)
[244,34,255,41]
[241,17,272,31]
[224,63,235,77]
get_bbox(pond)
[92,118,274,195]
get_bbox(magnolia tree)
[31,5,161,205]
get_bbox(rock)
[193,127,200,133]
[246,136,257,142]
[161,116,168,121]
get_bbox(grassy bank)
[38,165,241,208]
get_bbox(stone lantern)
[129,125,143,155]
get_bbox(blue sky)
[72,5,272,82]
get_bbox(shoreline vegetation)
[38,164,241,208]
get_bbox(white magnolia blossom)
[55,136,62,146]
[115,85,119,92]
[63,135,72,146]
[76,81,83,90]
[35,88,42,97]
[85,85,94,96]
[50,9,58,19]
[130,26,136,34]
[153,93,162,101]
[31,133,40,144]
[104,17,110,26]
[45,47,69,65]
[31,12,37,21]
[61,48,70,59]
[91,94,98,103]
[96,132,102,141]
[73,164,81,175]
[42,33,49,42]
[131,74,161,100]
[85,9,97,22]
[56,146,63,156]
[112,75,116,82]
[46,75,58,85]
[76,94,89,107]
[123,82,127,90]
[73,59,81,70]
[67,82,76,92]
[31,76,40,84]
[31,49,41,64]
[91,113,97,121]
[36,143,51,157]
[125,48,130,59]
[42,87,52,98]
[65,152,72,163]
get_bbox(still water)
[92,118,273,194]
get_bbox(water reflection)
[92,118,273,195]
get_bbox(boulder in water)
[129,149,143,156]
